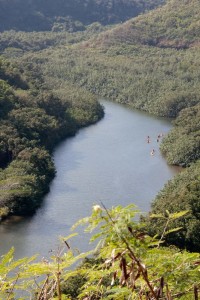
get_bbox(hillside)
[89,0,200,49]
[14,0,199,252]
[19,0,200,120]
[19,0,200,121]
[0,0,165,32]
[0,0,200,297]
[0,57,103,219]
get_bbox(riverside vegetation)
[0,57,104,218]
[0,0,200,298]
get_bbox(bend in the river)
[0,99,180,258]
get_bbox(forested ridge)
[0,57,103,218]
[0,0,200,298]
[88,0,200,49]
[0,0,164,32]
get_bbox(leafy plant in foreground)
[0,205,199,299]
[72,204,200,299]
[147,161,200,252]
[0,234,91,300]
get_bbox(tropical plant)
[70,204,200,299]
[0,205,199,299]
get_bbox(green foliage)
[0,56,104,217]
[160,104,200,166]
[0,0,199,260]
[0,205,199,299]
[0,80,15,118]
[9,107,59,147]
[0,147,55,215]
[0,239,91,299]
[0,57,28,88]
[146,160,200,252]
[1,0,200,121]
[0,25,111,55]
[20,0,199,120]
[0,0,165,32]
[72,205,200,299]
[18,38,200,119]
[90,0,200,49]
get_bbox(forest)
[0,0,199,298]
[0,57,104,218]
[0,0,164,31]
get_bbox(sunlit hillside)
[86,0,200,48]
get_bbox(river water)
[0,100,180,259]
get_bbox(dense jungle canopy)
[0,0,199,298]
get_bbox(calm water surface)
[0,100,180,258]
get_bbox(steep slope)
[34,0,200,120]
[89,0,200,49]
[0,0,165,32]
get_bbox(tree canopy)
[0,0,165,32]
[0,56,104,218]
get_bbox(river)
[0,100,180,259]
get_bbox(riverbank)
[0,108,104,221]
[0,99,180,258]
[0,57,104,220]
